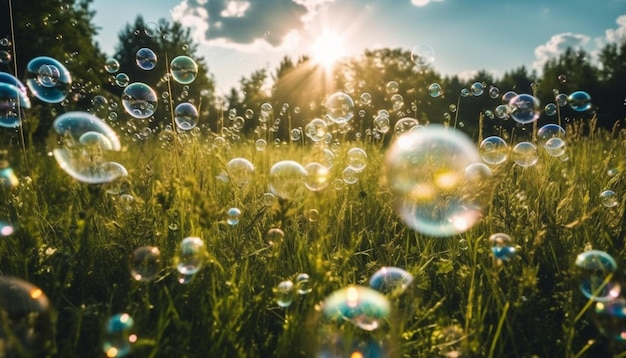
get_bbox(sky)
[91,0,626,94]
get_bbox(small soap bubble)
[385,81,399,94]
[304,162,330,191]
[255,138,267,151]
[342,167,359,184]
[295,273,312,294]
[360,92,372,105]
[130,246,162,282]
[305,118,328,142]
[275,280,295,308]
[115,73,129,87]
[373,111,390,133]
[470,82,484,96]
[104,58,120,73]
[0,82,30,128]
[428,83,442,97]
[170,56,198,84]
[575,250,620,302]
[460,88,470,97]
[325,92,354,124]
[306,208,320,222]
[511,142,538,167]
[394,117,419,136]
[502,91,517,104]
[144,22,160,37]
[537,124,565,148]
[489,233,516,261]
[568,90,592,112]
[489,86,500,99]
[290,128,301,141]
[122,82,158,119]
[558,74,567,83]
[266,227,284,245]
[509,94,540,124]
[347,147,367,172]
[544,103,557,116]
[600,190,618,208]
[174,102,198,130]
[556,93,568,107]
[227,158,254,187]
[227,207,241,226]
[320,285,390,331]
[135,47,157,70]
[177,237,204,276]
[369,267,413,294]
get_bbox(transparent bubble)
[575,250,620,302]
[394,117,419,136]
[545,137,566,157]
[556,93,568,107]
[305,118,327,142]
[347,147,367,172]
[386,81,399,94]
[52,112,127,184]
[295,273,312,295]
[360,92,371,105]
[174,102,198,130]
[130,246,162,282]
[177,237,204,276]
[342,167,359,184]
[411,44,435,68]
[372,112,390,134]
[144,22,160,38]
[511,142,538,167]
[227,158,254,187]
[275,280,294,308]
[390,93,404,110]
[325,92,354,124]
[260,102,272,118]
[568,90,592,112]
[255,138,267,151]
[369,267,413,294]
[489,233,516,261]
[489,86,500,99]
[268,160,306,200]
[537,123,564,146]
[558,74,567,83]
[0,277,52,358]
[0,82,30,128]
[600,190,618,208]
[494,104,508,119]
[0,50,11,64]
[135,47,157,70]
[304,162,330,191]
[470,82,484,96]
[170,56,198,84]
[509,94,540,124]
[460,88,470,97]
[104,58,120,73]
[26,56,70,103]
[307,208,320,222]
[245,108,254,119]
[428,83,442,97]
[115,73,129,87]
[103,313,135,358]
[384,125,487,236]
[544,103,557,116]
[266,227,284,245]
[321,285,390,331]
[227,207,241,226]
[122,82,158,119]
[592,298,626,342]
[501,90,517,104]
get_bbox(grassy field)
[1,113,626,358]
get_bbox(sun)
[310,30,346,68]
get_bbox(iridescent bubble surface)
[509,94,540,124]
[321,285,390,331]
[369,267,413,294]
[170,56,198,84]
[135,47,157,70]
[26,56,71,103]
[575,250,620,302]
[568,90,592,112]
[511,142,538,167]
[122,82,157,119]
[325,92,354,124]
[177,237,205,276]
[268,160,306,200]
[479,136,508,165]
[130,246,162,282]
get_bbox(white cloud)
[605,14,626,43]
[410,0,443,7]
[532,32,590,71]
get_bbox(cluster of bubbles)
[274,273,313,308]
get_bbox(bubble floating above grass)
[275,280,294,308]
[321,285,390,331]
[575,250,620,302]
[347,147,367,172]
[600,190,618,208]
[104,58,120,73]
[304,162,330,191]
[544,103,557,116]
[227,158,254,187]
[0,82,30,128]
[52,111,127,184]
[170,55,198,84]
[511,142,538,167]
[26,56,71,103]
[174,102,198,130]
[369,267,413,294]
[489,86,500,99]
[360,92,371,105]
[305,118,328,142]
[296,273,312,295]
[479,136,508,165]
[556,93,568,107]
[489,233,516,261]
[537,124,565,148]
[502,90,517,104]
[509,94,540,124]
[384,125,487,237]
[177,237,205,276]
[325,92,354,124]
[411,44,435,68]
[103,313,135,358]
[394,117,419,136]
[135,47,157,70]
[122,82,157,119]
[227,207,241,225]
[0,277,52,358]
[568,90,592,112]
[428,83,442,97]
[130,246,162,282]
[386,81,399,94]
[268,160,306,200]
[373,111,390,133]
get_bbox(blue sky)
[91,0,626,94]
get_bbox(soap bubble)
[470,82,484,96]
[290,128,301,141]
[556,93,568,107]
[575,250,620,302]
[266,227,284,245]
[296,273,312,294]
[306,208,320,222]
[122,82,158,119]
[511,142,538,167]
[114,73,129,87]
[52,112,127,184]
[544,103,557,116]
[369,267,413,294]
[130,246,162,282]
[592,298,626,342]
[0,50,11,64]
[275,280,294,308]
[489,233,516,261]
[342,167,359,184]
[135,47,157,70]
[325,92,354,124]
[489,86,500,99]
[255,138,267,151]
[544,137,566,157]
[558,74,567,83]
[501,91,517,104]
[428,83,442,97]
[103,313,135,358]
[509,94,540,124]
[320,285,390,331]
[144,22,160,37]
[177,237,205,276]
[305,118,328,142]
[26,56,71,103]
[227,158,254,187]
[460,88,470,97]
[104,58,120,73]
[600,190,618,208]
[170,56,198,84]
[537,124,565,148]
[411,44,435,68]
[373,111,390,133]
[394,117,419,135]
[386,81,399,94]
[384,125,488,237]
[360,92,372,105]
[568,90,592,112]
[268,160,306,200]
[479,136,508,165]
[0,82,30,128]
[304,162,330,191]
[174,102,198,130]
[0,277,52,358]
[347,147,367,172]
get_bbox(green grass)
[1,117,626,357]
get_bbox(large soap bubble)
[0,82,30,128]
[122,82,158,119]
[170,56,198,84]
[509,94,540,124]
[384,125,489,237]
[268,160,306,200]
[324,92,354,124]
[26,56,71,103]
[52,111,127,184]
